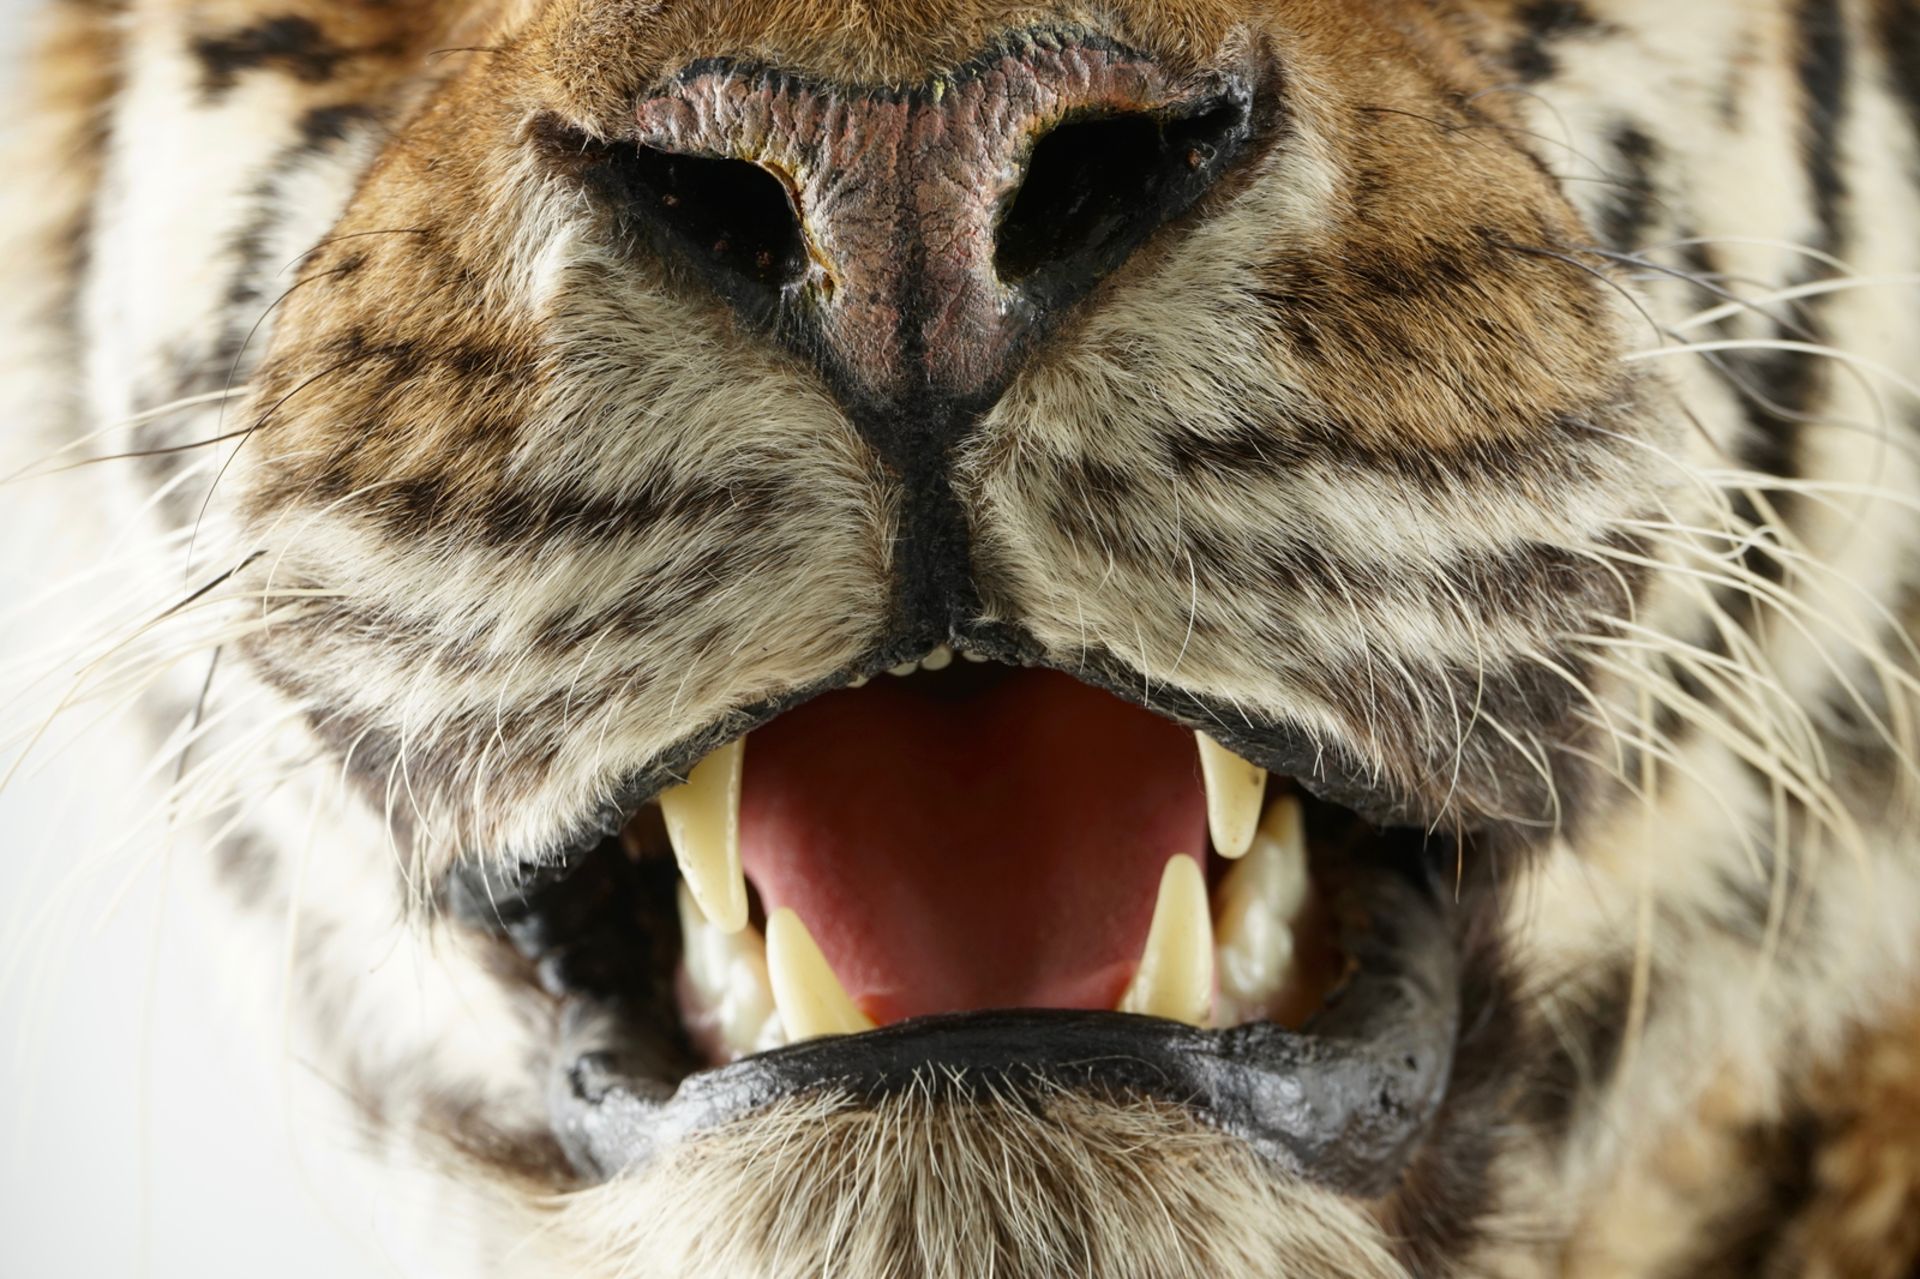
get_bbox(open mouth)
[448,648,1465,1196]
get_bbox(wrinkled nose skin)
[608,32,1253,644]
[630,34,1254,431]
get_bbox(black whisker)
[158,552,266,625]
[24,427,260,479]
[281,227,431,278]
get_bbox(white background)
[0,8,417,1276]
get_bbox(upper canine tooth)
[1118,854,1214,1026]
[1197,734,1266,860]
[765,907,875,1042]
[659,738,748,934]
[1215,795,1309,1023]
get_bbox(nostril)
[628,148,808,304]
[541,113,811,312]
[996,96,1251,301]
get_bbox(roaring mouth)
[448,645,1467,1195]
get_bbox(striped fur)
[5,0,1920,1274]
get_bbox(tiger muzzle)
[622,33,1254,440]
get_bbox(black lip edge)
[482,623,1429,873]
[547,861,1457,1197]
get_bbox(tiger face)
[9,0,1920,1275]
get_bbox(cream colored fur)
[5,1,1920,1276]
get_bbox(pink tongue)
[740,668,1206,1025]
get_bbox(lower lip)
[549,859,1459,1197]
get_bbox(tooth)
[765,907,874,1041]
[1214,796,1309,1024]
[659,738,748,934]
[1197,734,1266,860]
[920,645,954,671]
[888,660,918,677]
[1118,854,1214,1026]
[961,650,989,663]
[1253,795,1311,920]
[677,883,782,1059]
[848,673,869,689]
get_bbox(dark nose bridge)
[631,36,1249,416]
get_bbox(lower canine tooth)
[1118,854,1214,1026]
[1197,734,1266,860]
[765,907,875,1042]
[660,739,749,934]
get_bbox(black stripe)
[1597,122,1662,252]
[356,468,789,551]
[1713,0,1852,625]
[1522,957,1637,1141]
[1663,1109,1821,1279]
[1795,0,1851,246]
[1881,0,1920,166]
[192,17,351,99]
[1508,1,1601,83]
[1162,406,1621,492]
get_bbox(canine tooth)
[1214,795,1310,1024]
[677,884,781,1058]
[921,645,954,672]
[766,907,874,1041]
[1197,733,1266,860]
[1118,855,1214,1026]
[659,739,748,934]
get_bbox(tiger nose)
[628,36,1251,419]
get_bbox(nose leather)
[633,35,1248,416]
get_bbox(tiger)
[5,0,1920,1275]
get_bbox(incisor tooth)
[1118,854,1214,1026]
[1215,796,1310,1024]
[659,738,748,934]
[1197,733,1266,860]
[765,907,875,1042]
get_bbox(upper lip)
[447,641,1479,1197]
[545,624,1444,872]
